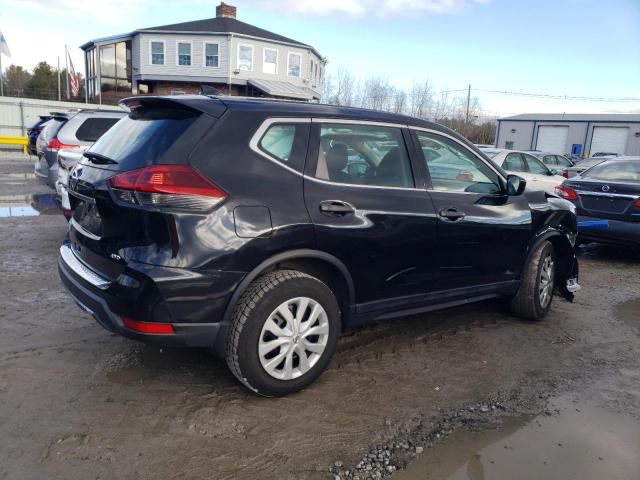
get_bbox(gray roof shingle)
[138,16,309,48]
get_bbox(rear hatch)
[68,96,226,278]
[564,177,640,221]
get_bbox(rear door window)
[75,117,121,142]
[314,123,414,188]
[543,155,557,165]
[503,152,526,172]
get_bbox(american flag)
[68,51,79,97]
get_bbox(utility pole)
[0,51,3,97]
[64,45,70,99]
[57,56,61,101]
[465,84,471,123]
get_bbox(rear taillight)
[634,198,640,208]
[554,185,578,200]
[562,169,569,178]
[108,165,226,212]
[47,137,79,152]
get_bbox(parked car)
[54,110,125,218]
[26,114,54,155]
[34,114,71,186]
[480,148,566,192]
[590,152,620,159]
[35,110,124,189]
[56,148,89,219]
[58,95,580,396]
[555,158,640,248]
[562,155,638,178]
[525,151,575,168]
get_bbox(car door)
[303,120,439,311]
[411,129,532,291]
[523,153,562,192]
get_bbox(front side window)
[524,154,551,175]
[257,123,305,173]
[205,43,219,67]
[151,41,164,65]
[416,131,501,194]
[503,152,526,172]
[178,42,191,66]
[263,48,278,74]
[238,44,253,71]
[288,52,301,77]
[315,124,413,188]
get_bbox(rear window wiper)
[83,152,118,165]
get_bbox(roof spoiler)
[119,95,227,117]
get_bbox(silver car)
[36,109,124,189]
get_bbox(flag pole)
[65,45,70,99]
[0,51,3,97]
[57,56,61,101]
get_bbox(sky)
[0,0,639,116]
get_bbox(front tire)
[225,270,340,397]
[511,241,556,321]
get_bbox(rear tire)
[511,241,555,321]
[225,270,340,397]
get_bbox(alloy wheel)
[539,255,555,308]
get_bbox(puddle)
[616,299,640,331]
[0,193,59,217]
[395,401,640,480]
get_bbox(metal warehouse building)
[495,113,640,157]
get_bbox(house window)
[263,48,278,74]
[151,41,164,65]
[238,44,253,71]
[288,52,301,77]
[204,42,219,67]
[178,42,191,66]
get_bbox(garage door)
[536,126,569,153]
[590,127,629,156]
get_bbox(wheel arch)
[213,249,355,356]
[524,227,577,300]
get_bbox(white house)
[80,3,327,103]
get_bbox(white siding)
[137,33,230,79]
[228,36,322,95]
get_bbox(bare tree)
[392,89,407,114]
[361,75,394,111]
[408,80,432,119]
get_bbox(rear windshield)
[87,108,200,170]
[582,161,640,181]
[75,117,121,142]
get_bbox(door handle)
[439,207,465,221]
[319,200,355,216]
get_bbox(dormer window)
[287,52,301,78]
[178,42,191,66]
[238,44,253,71]
[150,41,165,65]
[263,48,278,74]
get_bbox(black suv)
[58,96,579,396]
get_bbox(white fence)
[0,96,122,136]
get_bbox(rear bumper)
[58,244,227,348]
[578,215,640,247]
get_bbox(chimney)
[216,2,236,18]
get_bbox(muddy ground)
[0,153,639,480]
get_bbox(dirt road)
[1,153,638,479]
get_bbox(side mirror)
[506,174,526,196]
[549,169,559,176]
